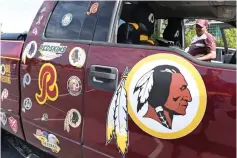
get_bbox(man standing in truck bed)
[187,19,217,61]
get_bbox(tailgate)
[1,40,25,140]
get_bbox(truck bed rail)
[1,33,27,41]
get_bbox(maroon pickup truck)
[1,1,236,158]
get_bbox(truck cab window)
[115,2,183,48]
[45,1,91,40]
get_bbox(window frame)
[108,0,123,43]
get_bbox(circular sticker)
[23,98,32,111]
[41,113,48,121]
[64,109,81,133]
[148,13,154,23]
[87,2,99,15]
[22,41,37,64]
[62,13,73,27]
[0,64,6,75]
[25,41,37,58]
[0,111,7,126]
[126,53,207,139]
[1,89,8,101]
[23,73,31,88]
[67,76,82,96]
[69,47,86,68]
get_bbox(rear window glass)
[45,1,90,40]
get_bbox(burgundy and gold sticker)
[35,63,59,105]
[87,2,99,15]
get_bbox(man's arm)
[197,50,216,61]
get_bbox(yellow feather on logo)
[106,67,130,156]
[106,84,118,144]
[116,130,128,155]
[106,119,115,144]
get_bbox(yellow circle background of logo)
[125,53,207,139]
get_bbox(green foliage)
[150,28,161,41]
[224,28,236,48]
[184,26,196,47]
[215,37,224,47]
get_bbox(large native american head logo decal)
[106,53,207,157]
[134,64,192,129]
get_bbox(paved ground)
[1,135,24,158]
[1,130,55,158]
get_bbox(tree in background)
[224,28,236,48]
[150,28,161,41]
[184,25,196,48]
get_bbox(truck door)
[82,1,236,158]
[84,37,236,157]
[20,1,97,157]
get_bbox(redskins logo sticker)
[87,2,99,15]
[1,88,8,101]
[61,13,73,27]
[22,41,37,64]
[106,53,207,156]
[22,97,32,112]
[38,42,67,61]
[69,47,86,68]
[35,63,59,105]
[67,76,82,96]
[64,109,81,133]
[23,73,31,88]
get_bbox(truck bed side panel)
[1,40,25,140]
